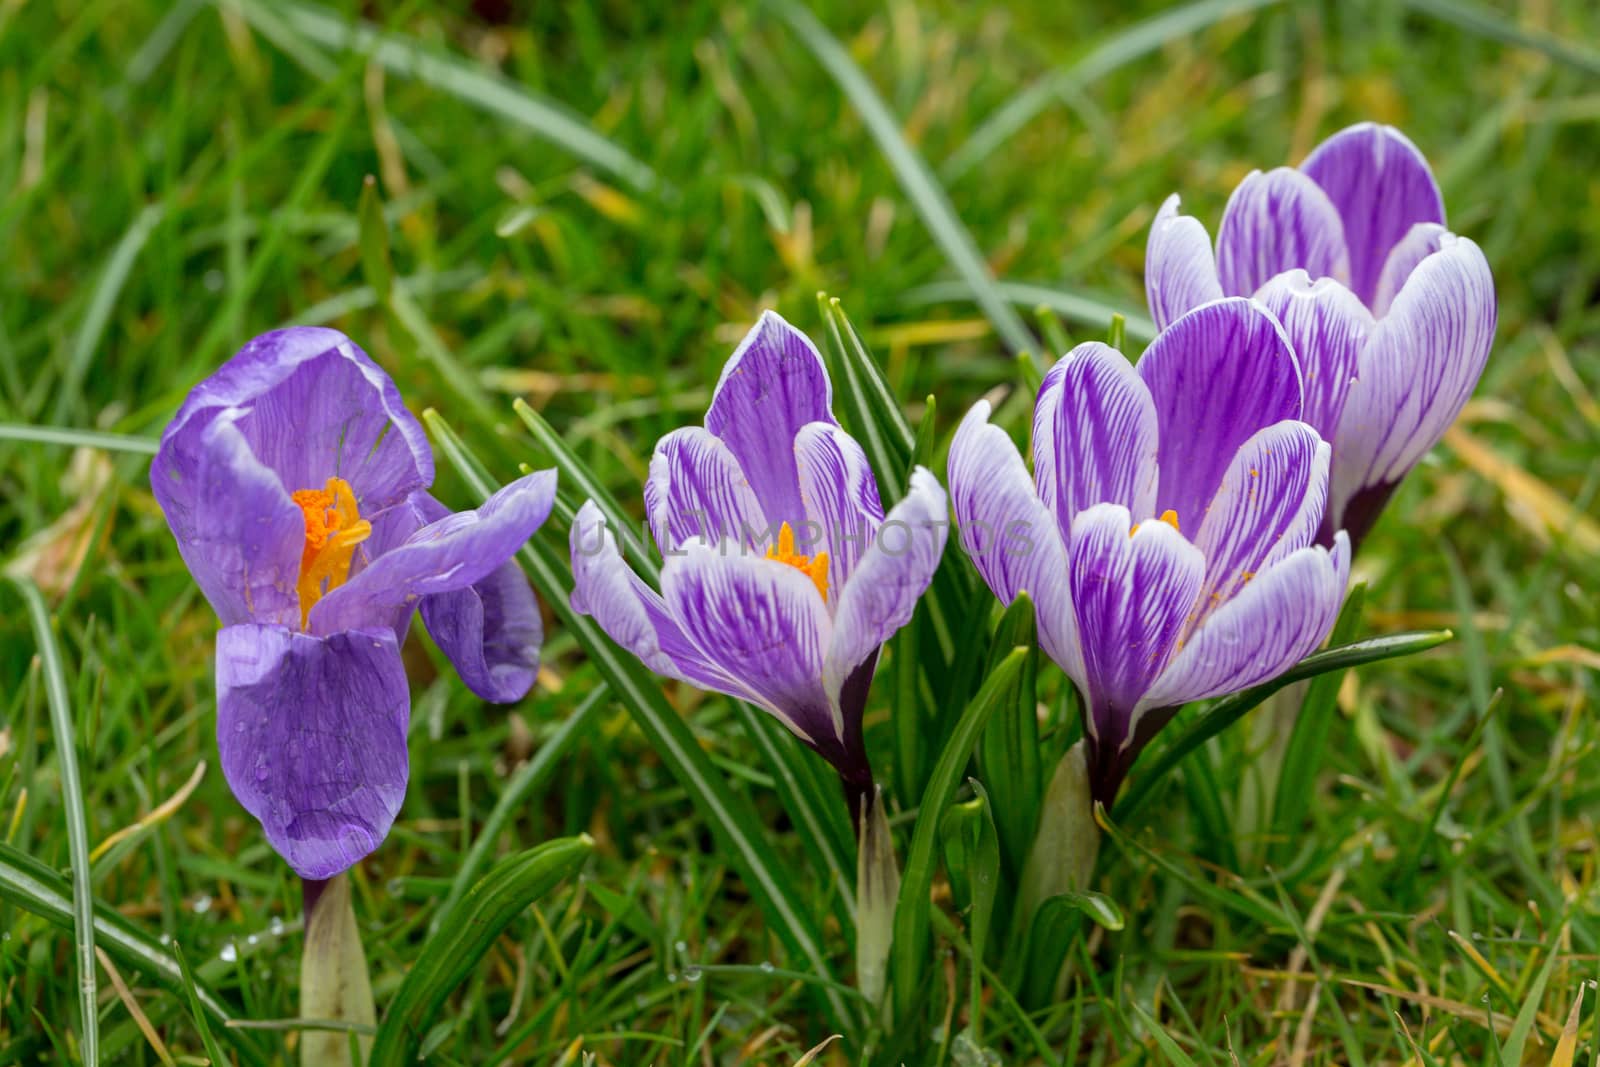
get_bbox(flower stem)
[299,873,376,1067]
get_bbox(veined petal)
[151,408,304,628]
[1189,421,1329,634]
[1033,342,1160,534]
[948,401,1082,682]
[216,624,410,880]
[568,500,745,693]
[166,327,433,515]
[1145,194,1224,331]
[1254,271,1374,443]
[1137,298,1302,528]
[795,422,885,595]
[420,559,542,704]
[645,427,767,554]
[823,467,946,712]
[1301,123,1446,308]
[1215,168,1351,298]
[1068,505,1204,741]
[661,538,838,747]
[1371,222,1449,319]
[1329,235,1496,534]
[704,311,835,527]
[1142,533,1350,710]
[309,471,556,637]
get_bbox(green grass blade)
[1402,0,1600,76]
[1130,1001,1202,1067]
[902,279,1156,346]
[245,0,662,193]
[776,4,1034,355]
[170,941,231,1067]
[1498,926,1564,1066]
[421,409,858,1033]
[1116,629,1454,820]
[892,646,1027,1024]
[432,683,607,933]
[0,424,159,455]
[0,842,265,1066]
[13,578,98,1065]
[369,835,594,1067]
[944,0,1286,179]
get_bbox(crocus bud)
[855,788,900,1012]
[1016,740,1099,932]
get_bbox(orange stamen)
[291,476,371,628]
[1130,509,1181,537]
[766,521,830,602]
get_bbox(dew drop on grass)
[269,917,285,937]
[245,934,259,946]
[192,894,212,914]
[219,941,238,963]
[758,961,775,974]
[683,967,702,983]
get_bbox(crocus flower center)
[291,476,372,628]
[766,521,830,602]
[1130,509,1181,537]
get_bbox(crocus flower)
[1146,122,1496,548]
[152,327,556,879]
[948,298,1350,804]
[569,311,947,818]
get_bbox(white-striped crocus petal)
[1328,234,1496,531]
[1066,503,1204,748]
[1187,420,1329,636]
[1370,222,1449,320]
[1253,271,1374,444]
[823,467,947,713]
[1215,168,1352,299]
[1140,532,1350,712]
[1033,342,1160,537]
[948,400,1083,684]
[645,426,767,555]
[795,421,885,596]
[569,500,748,697]
[661,537,839,747]
[1145,194,1225,331]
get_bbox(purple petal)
[1142,534,1350,709]
[704,311,835,527]
[151,409,304,628]
[1145,194,1224,331]
[823,467,946,708]
[661,538,838,749]
[1329,235,1496,532]
[795,422,885,595]
[1033,342,1160,535]
[308,471,556,636]
[1253,271,1374,443]
[568,501,745,694]
[1067,503,1205,747]
[1215,168,1351,298]
[216,624,410,879]
[948,401,1082,681]
[1301,123,1446,308]
[645,427,767,554]
[1371,222,1449,319]
[1189,421,1329,634]
[164,327,432,515]
[1137,297,1302,529]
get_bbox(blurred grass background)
[2,0,1598,1062]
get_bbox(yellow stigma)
[292,476,372,629]
[766,522,830,602]
[1130,509,1181,537]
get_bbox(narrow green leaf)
[13,578,97,1065]
[1105,313,1126,352]
[939,782,1000,1045]
[1498,928,1565,1066]
[369,835,594,1067]
[1402,0,1600,76]
[1129,1002,1201,1067]
[817,295,914,499]
[1269,584,1367,862]
[1034,305,1071,360]
[976,595,1041,881]
[892,647,1028,1024]
[0,843,266,1066]
[0,424,159,455]
[903,279,1155,345]
[777,5,1034,355]
[357,175,392,302]
[912,395,938,471]
[1115,629,1454,820]
[171,942,231,1067]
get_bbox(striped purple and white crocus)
[570,311,948,818]
[948,298,1350,804]
[1147,122,1496,549]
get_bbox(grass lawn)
[2,0,1598,1063]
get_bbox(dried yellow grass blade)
[1444,427,1600,557]
[89,761,206,863]
[1549,982,1586,1067]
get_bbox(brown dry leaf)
[5,447,114,597]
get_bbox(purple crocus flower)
[948,298,1351,804]
[1146,122,1496,549]
[152,327,556,879]
[569,311,948,818]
